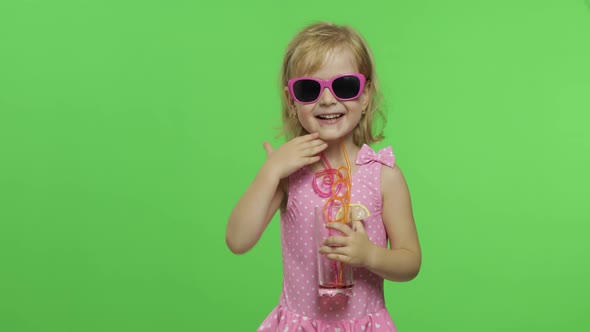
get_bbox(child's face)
[287,49,369,144]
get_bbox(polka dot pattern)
[259,146,397,331]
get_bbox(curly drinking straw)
[312,140,352,287]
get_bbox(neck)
[320,136,357,169]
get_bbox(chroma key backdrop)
[1,1,589,331]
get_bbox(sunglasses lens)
[293,79,321,102]
[333,75,361,99]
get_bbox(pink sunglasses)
[287,73,366,104]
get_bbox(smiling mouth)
[316,113,344,120]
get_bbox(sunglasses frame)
[287,73,366,105]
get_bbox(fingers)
[326,222,353,236]
[308,138,327,148]
[353,220,366,234]
[323,234,348,247]
[319,245,348,255]
[299,132,320,141]
[296,135,326,163]
[274,132,326,169]
[305,155,321,165]
[262,142,274,156]
[296,134,325,148]
[319,247,351,264]
[288,133,325,151]
[291,132,319,144]
[326,254,350,263]
[307,140,328,156]
[301,140,325,166]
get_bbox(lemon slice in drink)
[335,204,371,222]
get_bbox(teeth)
[318,114,342,119]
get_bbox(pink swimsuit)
[258,144,398,332]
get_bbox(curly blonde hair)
[280,22,385,146]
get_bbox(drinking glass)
[315,205,354,296]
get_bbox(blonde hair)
[280,22,385,146]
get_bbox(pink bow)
[355,144,395,168]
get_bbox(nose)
[318,86,337,106]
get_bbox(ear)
[360,81,371,110]
[284,86,292,105]
[284,86,298,118]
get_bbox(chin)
[318,131,353,143]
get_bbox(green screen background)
[1,0,589,331]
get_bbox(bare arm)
[365,165,421,281]
[225,167,285,254]
[226,133,327,254]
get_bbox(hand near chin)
[262,132,327,180]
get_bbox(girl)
[226,22,421,331]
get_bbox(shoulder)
[376,143,408,195]
[380,163,410,197]
[381,163,405,185]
